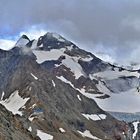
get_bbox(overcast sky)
[1,0,140,65]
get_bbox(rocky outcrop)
[0,104,38,140]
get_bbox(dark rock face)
[0,32,139,140]
[78,57,109,75]
[37,33,72,51]
[0,104,37,140]
[21,35,30,40]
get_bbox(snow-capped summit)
[44,32,66,42]
[34,32,72,51]
[15,34,30,47]
[14,32,72,51]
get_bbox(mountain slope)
[0,32,139,140]
[27,32,140,113]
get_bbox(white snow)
[37,130,53,140]
[28,116,35,121]
[57,75,140,113]
[0,39,15,50]
[78,130,101,140]
[56,76,101,99]
[29,87,32,91]
[29,103,37,109]
[132,64,140,70]
[102,77,139,93]
[52,33,65,42]
[87,62,140,113]
[93,79,140,113]
[77,95,82,101]
[33,49,85,79]
[90,69,140,80]
[56,76,104,103]
[80,55,93,62]
[62,56,85,79]
[31,39,38,49]
[82,114,106,121]
[33,49,65,63]
[88,88,95,92]
[92,87,140,113]
[0,90,30,116]
[1,91,5,100]
[52,80,56,87]
[57,71,139,113]
[82,114,100,121]
[21,106,26,109]
[59,128,66,133]
[99,114,107,119]
[78,88,105,100]
[28,126,32,132]
[96,81,112,95]
[56,76,74,88]
[15,38,29,47]
[38,44,43,48]
[31,73,38,80]
[58,38,65,42]
[133,121,139,139]
[66,45,73,51]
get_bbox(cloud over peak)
[0,0,140,65]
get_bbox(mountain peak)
[14,32,71,50]
[15,34,30,47]
[21,34,30,40]
[45,32,66,42]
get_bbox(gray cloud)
[1,0,140,65]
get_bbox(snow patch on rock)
[59,128,66,133]
[90,69,140,80]
[33,49,65,63]
[31,73,38,80]
[33,48,86,79]
[28,126,32,132]
[31,40,38,49]
[82,114,106,121]
[77,95,82,101]
[52,33,65,42]
[37,130,53,140]
[62,56,85,79]
[133,121,139,139]
[1,91,5,100]
[77,130,101,140]
[0,90,30,116]
[52,80,56,87]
